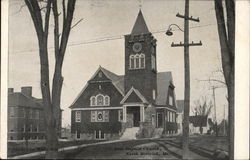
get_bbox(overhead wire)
[10,22,221,55]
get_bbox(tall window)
[90,96,96,106]
[129,53,145,69]
[90,94,110,106]
[169,96,173,106]
[151,55,156,71]
[130,55,135,69]
[140,54,145,68]
[135,54,140,68]
[95,130,105,139]
[152,89,156,100]
[9,107,15,117]
[75,111,81,122]
[104,96,110,106]
[97,95,104,106]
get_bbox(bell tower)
[124,10,157,103]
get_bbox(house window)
[169,96,173,106]
[76,130,81,139]
[29,125,32,132]
[118,110,123,122]
[97,95,104,105]
[21,125,25,132]
[90,96,96,106]
[91,110,109,122]
[75,111,81,122]
[152,89,156,100]
[170,112,172,122]
[9,107,15,117]
[98,72,102,78]
[95,130,105,139]
[29,110,33,119]
[151,55,156,71]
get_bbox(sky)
[8,0,228,127]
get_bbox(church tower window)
[130,55,135,69]
[135,54,140,69]
[140,54,145,68]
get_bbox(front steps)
[120,127,140,140]
[152,128,164,138]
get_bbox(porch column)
[140,105,145,122]
[123,105,126,122]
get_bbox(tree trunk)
[214,0,235,159]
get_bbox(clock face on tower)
[132,42,142,52]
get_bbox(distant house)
[8,87,46,140]
[176,100,184,134]
[189,115,209,134]
[69,10,178,140]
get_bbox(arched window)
[135,54,140,69]
[130,55,135,69]
[140,54,145,68]
[90,96,96,106]
[96,94,104,106]
[90,94,110,106]
[104,96,110,106]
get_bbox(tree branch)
[71,18,83,30]
[52,0,60,59]
[43,0,52,39]
[62,0,66,25]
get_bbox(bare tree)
[214,0,235,159]
[24,0,77,158]
[192,97,213,134]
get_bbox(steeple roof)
[131,10,149,35]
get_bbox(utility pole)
[170,0,202,159]
[211,86,218,136]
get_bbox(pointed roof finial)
[131,10,149,35]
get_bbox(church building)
[70,10,178,140]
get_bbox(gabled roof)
[69,66,124,108]
[120,87,148,104]
[155,72,173,105]
[131,10,150,35]
[8,92,42,109]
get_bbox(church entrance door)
[127,106,140,127]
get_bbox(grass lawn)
[8,139,104,157]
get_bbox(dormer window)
[129,53,145,70]
[90,94,110,106]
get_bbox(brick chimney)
[8,88,14,94]
[21,86,32,97]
